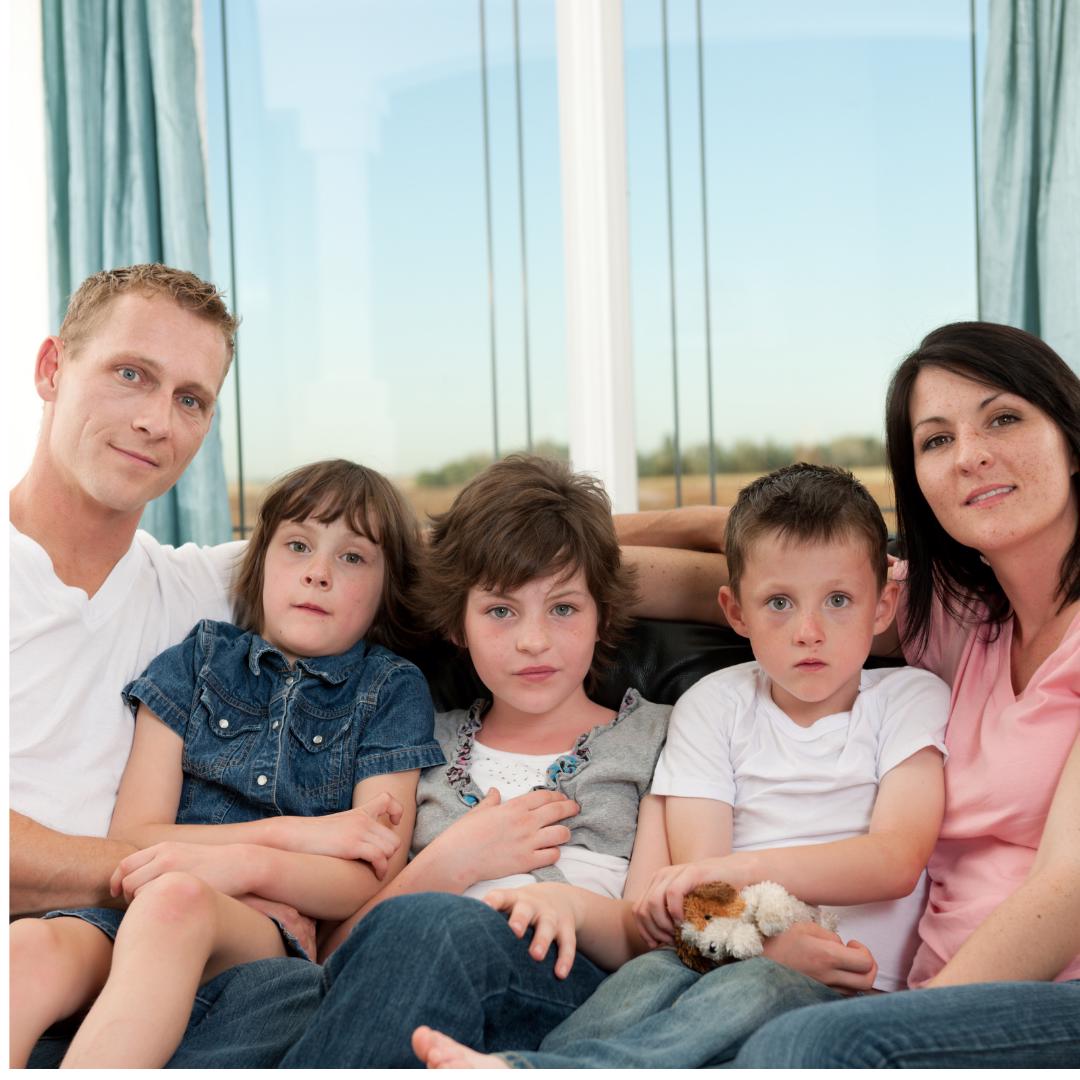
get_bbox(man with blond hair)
[8,265,307,1065]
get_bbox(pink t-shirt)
[897,571,1080,986]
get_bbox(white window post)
[556,0,638,512]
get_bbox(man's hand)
[483,882,585,979]
[762,922,878,993]
[634,855,756,946]
[434,788,578,884]
[236,894,318,960]
[110,841,262,902]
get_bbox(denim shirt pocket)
[285,698,355,814]
[180,686,265,821]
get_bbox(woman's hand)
[276,793,404,875]
[435,788,579,884]
[109,841,263,902]
[762,922,878,993]
[634,855,756,946]
[482,882,585,979]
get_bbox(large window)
[203,0,987,535]
[625,0,985,527]
[203,0,566,535]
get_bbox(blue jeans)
[30,892,606,1069]
[732,979,1080,1068]
[500,949,841,1068]
[277,893,607,1066]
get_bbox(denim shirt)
[122,619,444,824]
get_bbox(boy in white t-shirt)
[415,463,949,1069]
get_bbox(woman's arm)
[925,731,1080,986]
[109,706,401,862]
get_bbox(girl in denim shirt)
[10,459,444,1068]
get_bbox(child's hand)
[634,856,754,946]
[110,841,259,902]
[762,922,878,993]
[279,795,404,873]
[482,883,584,979]
[236,894,318,960]
[438,788,579,883]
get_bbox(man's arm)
[10,810,134,915]
[621,546,729,625]
[615,506,729,552]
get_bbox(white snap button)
[313,735,323,745]
[257,775,268,786]
[272,721,280,730]
[219,719,229,729]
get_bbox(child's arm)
[480,793,673,975]
[111,770,420,921]
[109,705,401,866]
[318,786,580,957]
[638,746,944,935]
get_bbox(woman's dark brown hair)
[417,454,639,683]
[232,459,423,654]
[885,321,1080,659]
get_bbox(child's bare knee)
[125,871,217,931]
[11,918,78,978]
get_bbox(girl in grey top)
[314,456,672,1068]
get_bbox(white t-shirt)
[464,741,630,902]
[10,525,243,838]
[651,662,949,991]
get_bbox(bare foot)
[411,1026,509,1069]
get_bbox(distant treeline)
[414,435,885,488]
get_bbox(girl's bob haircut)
[885,321,1080,659]
[232,459,423,655]
[418,454,639,682]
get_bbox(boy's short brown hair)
[60,264,239,366]
[725,463,888,596]
[232,459,423,655]
[418,454,638,681]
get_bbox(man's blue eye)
[119,367,138,382]
[178,394,201,410]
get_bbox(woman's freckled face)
[909,367,1079,557]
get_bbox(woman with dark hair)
[730,322,1080,1066]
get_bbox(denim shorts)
[42,904,311,961]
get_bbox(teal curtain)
[979,0,1080,368]
[42,0,232,545]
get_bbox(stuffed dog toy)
[674,880,839,974]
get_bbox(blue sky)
[202,0,982,485]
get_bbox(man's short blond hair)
[59,264,239,368]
